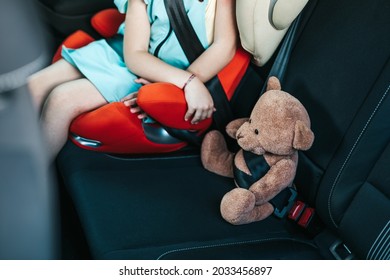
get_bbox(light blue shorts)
[62,37,141,102]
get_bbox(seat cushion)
[57,141,322,259]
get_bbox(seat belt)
[232,14,324,227]
[165,1,324,235]
[163,0,205,64]
[260,13,303,94]
[163,1,302,145]
[256,12,326,236]
[163,0,233,142]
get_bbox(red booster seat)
[54,8,250,154]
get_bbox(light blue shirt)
[62,0,211,102]
[114,0,210,69]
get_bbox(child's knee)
[27,72,42,99]
[46,85,76,112]
[28,71,52,109]
[46,84,90,117]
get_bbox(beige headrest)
[237,0,309,66]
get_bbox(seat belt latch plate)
[273,187,298,218]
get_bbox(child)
[28,0,237,162]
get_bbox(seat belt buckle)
[288,200,306,221]
[288,199,315,228]
[297,207,315,228]
[273,187,297,218]
[287,199,323,236]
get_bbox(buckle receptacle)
[330,240,354,260]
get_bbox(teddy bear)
[201,76,314,225]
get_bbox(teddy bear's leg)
[220,188,274,225]
[201,130,234,177]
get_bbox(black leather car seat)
[56,0,390,260]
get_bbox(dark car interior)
[0,0,389,260]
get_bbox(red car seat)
[53,8,250,154]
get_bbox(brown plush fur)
[201,77,314,225]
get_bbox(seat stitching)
[367,220,390,259]
[327,83,390,228]
[375,225,390,260]
[156,237,317,260]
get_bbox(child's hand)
[134,78,151,86]
[183,77,215,124]
[121,92,147,119]
[121,78,151,120]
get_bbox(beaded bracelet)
[182,74,196,90]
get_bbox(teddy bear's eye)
[248,119,252,124]
[254,129,259,135]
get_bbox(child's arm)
[123,0,192,88]
[185,0,237,122]
[187,0,237,82]
[123,0,236,124]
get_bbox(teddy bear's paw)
[201,130,234,177]
[253,203,274,221]
[220,188,257,225]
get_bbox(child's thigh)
[29,59,84,109]
[48,78,107,115]
[30,59,82,88]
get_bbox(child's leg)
[28,59,82,110]
[41,78,107,162]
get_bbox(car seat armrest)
[237,0,308,66]
[272,0,309,30]
[52,30,95,63]
[91,8,126,38]
[137,83,212,131]
[137,48,251,131]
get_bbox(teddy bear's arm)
[249,158,297,205]
[226,118,249,139]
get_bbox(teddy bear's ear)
[266,76,282,91]
[226,118,249,139]
[293,120,315,150]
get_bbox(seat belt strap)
[260,13,303,94]
[164,0,205,64]
[205,77,234,133]
[163,0,233,142]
